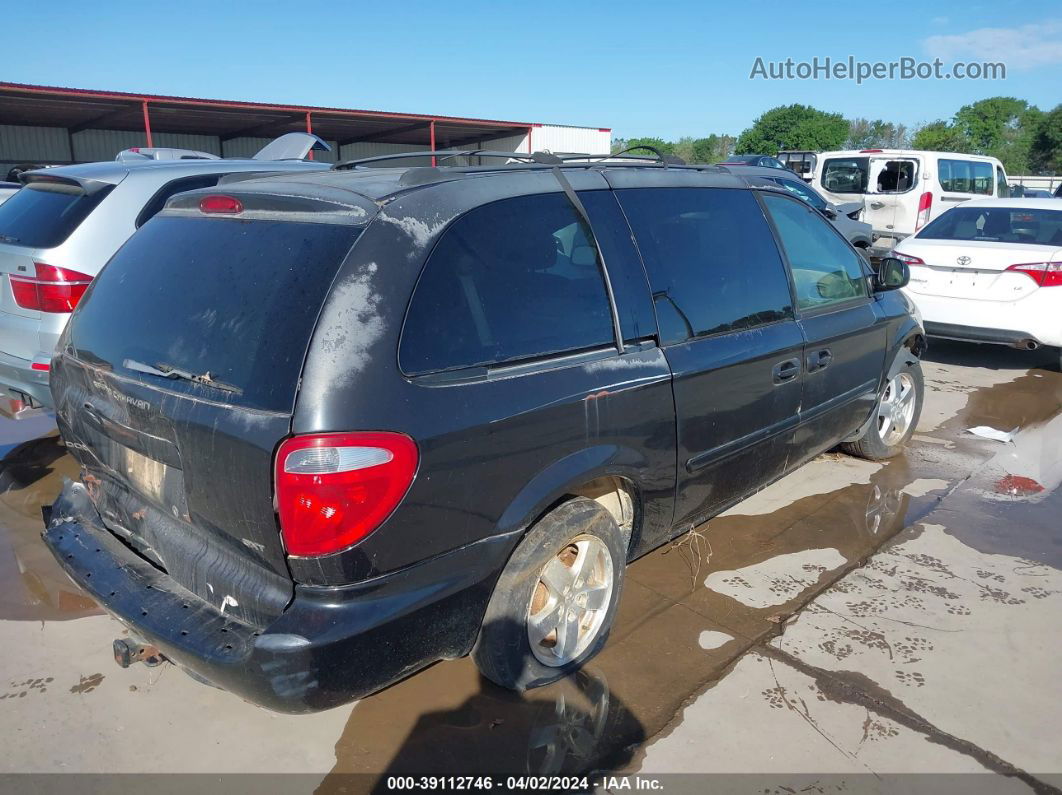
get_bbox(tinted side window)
[616,187,793,343]
[822,157,869,194]
[762,193,868,311]
[0,182,113,248]
[400,193,615,375]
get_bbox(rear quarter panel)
[293,172,677,585]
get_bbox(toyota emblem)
[957,256,971,266]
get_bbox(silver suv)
[0,134,331,417]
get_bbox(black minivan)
[43,153,924,712]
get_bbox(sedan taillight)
[274,432,418,557]
[10,263,93,313]
[892,251,925,266]
[1006,262,1062,287]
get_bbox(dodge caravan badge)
[957,256,971,266]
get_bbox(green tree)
[614,137,674,157]
[692,134,734,163]
[1029,104,1062,173]
[911,121,971,152]
[735,104,848,155]
[954,97,1042,173]
[846,118,909,150]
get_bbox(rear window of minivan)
[0,182,113,248]
[68,216,360,413]
[822,158,869,194]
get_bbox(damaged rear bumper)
[43,481,515,713]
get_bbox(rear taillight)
[892,251,925,266]
[914,192,933,231]
[9,263,92,313]
[274,432,418,557]
[1006,262,1062,287]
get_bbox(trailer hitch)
[113,637,167,668]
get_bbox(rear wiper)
[124,359,241,394]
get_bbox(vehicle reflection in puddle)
[322,660,642,788]
[320,458,936,787]
[0,430,100,621]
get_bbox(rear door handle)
[807,349,833,373]
[772,357,801,384]
[869,201,885,210]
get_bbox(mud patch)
[69,673,104,694]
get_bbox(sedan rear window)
[69,217,360,413]
[0,182,112,248]
[918,207,1062,246]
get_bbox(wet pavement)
[0,341,1059,792]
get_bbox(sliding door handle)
[772,357,801,384]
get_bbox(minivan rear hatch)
[52,196,366,626]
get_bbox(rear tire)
[843,359,924,461]
[473,497,625,691]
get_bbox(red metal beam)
[430,120,437,167]
[306,111,313,160]
[142,100,153,147]
[0,81,535,130]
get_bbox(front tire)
[843,359,924,461]
[473,497,625,691]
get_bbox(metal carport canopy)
[0,82,534,150]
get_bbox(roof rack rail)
[558,146,686,167]
[333,150,563,170]
[333,147,691,171]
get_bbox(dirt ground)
[0,341,1059,793]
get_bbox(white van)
[810,149,1009,257]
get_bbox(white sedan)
[892,198,1061,367]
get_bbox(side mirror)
[874,256,910,292]
[821,205,837,220]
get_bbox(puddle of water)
[0,425,100,621]
[318,457,939,786]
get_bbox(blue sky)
[5,0,1060,139]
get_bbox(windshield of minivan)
[69,217,360,413]
[0,182,112,248]
[918,206,1062,246]
[822,157,868,194]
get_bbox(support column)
[430,120,437,167]
[142,101,153,148]
[306,112,314,160]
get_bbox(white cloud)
[930,16,949,26]
[923,20,1062,69]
